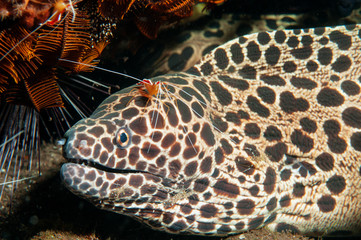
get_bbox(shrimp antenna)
[58,58,144,82]
[0,6,67,62]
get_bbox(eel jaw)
[60,158,168,204]
[62,158,147,174]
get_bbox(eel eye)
[115,127,131,148]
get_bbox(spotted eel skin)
[61,24,361,236]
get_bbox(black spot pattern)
[291,130,314,153]
[170,220,187,231]
[149,111,165,129]
[164,103,178,127]
[230,43,244,64]
[180,86,205,102]
[280,169,291,181]
[210,81,232,106]
[101,137,113,152]
[264,213,277,225]
[236,199,255,215]
[244,144,260,157]
[275,30,286,43]
[247,41,261,62]
[129,117,148,135]
[214,179,240,198]
[261,75,286,86]
[141,143,160,159]
[287,36,299,48]
[220,139,233,154]
[198,223,215,232]
[238,110,250,120]
[279,195,291,207]
[342,107,361,128]
[263,167,276,194]
[194,178,209,192]
[317,88,345,107]
[186,67,201,76]
[331,55,352,73]
[225,112,241,125]
[300,117,317,133]
[204,29,223,38]
[280,92,309,113]
[201,123,215,147]
[351,132,361,151]
[87,127,104,137]
[306,60,318,72]
[266,197,277,211]
[217,225,232,234]
[257,32,271,45]
[329,30,352,50]
[218,75,249,91]
[248,185,259,196]
[301,35,313,46]
[163,77,188,85]
[211,116,228,132]
[301,161,317,176]
[316,152,334,171]
[326,175,346,195]
[248,216,264,230]
[183,146,198,160]
[246,96,270,118]
[265,143,287,162]
[200,61,213,75]
[323,119,341,137]
[265,46,281,65]
[214,48,229,69]
[235,157,255,175]
[191,102,204,118]
[200,204,218,218]
[290,77,317,89]
[330,75,340,82]
[122,108,139,119]
[264,126,282,141]
[239,65,256,79]
[200,157,212,173]
[293,183,305,197]
[318,47,333,65]
[176,100,191,123]
[291,46,313,59]
[319,36,329,45]
[317,195,336,212]
[276,223,300,234]
[193,79,211,102]
[341,81,360,96]
[244,123,261,138]
[283,61,297,72]
[257,87,276,104]
[293,29,301,35]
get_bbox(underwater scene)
[1,0,361,239]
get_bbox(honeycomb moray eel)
[61,24,361,236]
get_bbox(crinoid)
[98,0,227,39]
[0,0,110,202]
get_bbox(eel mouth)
[65,158,148,175]
[61,157,172,200]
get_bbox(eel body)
[61,24,361,236]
